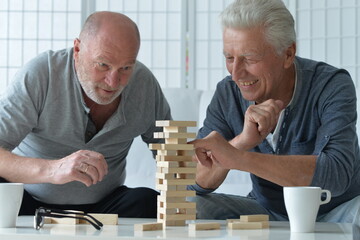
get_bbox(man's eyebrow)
[223,51,262,57]
[94,55,110,62]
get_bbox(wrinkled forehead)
[222,27,271,53]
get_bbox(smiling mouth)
[238,79,259,86]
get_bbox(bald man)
[0,11,170,217]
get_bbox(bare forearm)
[237,151,316,187]
[0,148,51,183]
[195,164,229,189]
[194,133,250,189]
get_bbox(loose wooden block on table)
[240,214,269,222]
[50,217,79,225]
[134,222,163,231]
[228,221,269,229]
[188,222,221,231]
[226,218,241,223]
[79,213,118,225]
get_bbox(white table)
[0,216,354,240]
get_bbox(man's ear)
[73,38,81,59]
[284,42,296,69]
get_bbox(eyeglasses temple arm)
[42,213,102,230]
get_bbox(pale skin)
[0,12,140,187]
[193,27,316,189]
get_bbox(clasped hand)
[50,150,108,187]
[192,99,284,169]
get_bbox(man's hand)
[192,131,239,170]
[241,99,284,148]
[50,150,108,187]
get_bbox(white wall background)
[0,0,359,92]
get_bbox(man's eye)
[97,63,109,69]
[244,58,259,64]
[122,66,133,71]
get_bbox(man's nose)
[105,70,124,88]
[232,58,247,80]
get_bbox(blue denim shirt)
[194,56,360,216]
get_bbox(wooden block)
[177,150,195,156]
[134,222,163,231]
[160,219,186,226]
[156,120,197,127]
[160,201,196,209]
[158,206,196,215]
[157,161,179,168]
[154,132,196,139]
[176,185,187,191]
[164,126,187,133]
[240,214,269,222]
[156,150,178,156]
[176,173,196,179]
[188,222,221,231]
[227,219,241,223]
[228,221,269,229]
[157,161,193,168]
[149,143,194,151]
[160,213,196,221]
[156,155,193,162]
[163,178,195,186]
[156,183,177,191]
[79,213,118,225]
[160,190,196,197]
[50,217,79,225]
[156,172,177,180]
[158,195,186,203]
[166,138,187,144]
[159,166,197,174]
[43,217,52,224]
[158,207,178,215]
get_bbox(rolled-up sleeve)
[311,72,358,197]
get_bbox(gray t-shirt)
[0,48,171,204]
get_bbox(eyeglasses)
[34,207,103,230]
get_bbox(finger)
[74,169,94,187]
[247,106,271,134]
[195,148,212,168]
[248,103,281,134]
[80,164,101,185]
[80,151,108,181]
[79,162,90,174]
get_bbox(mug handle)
[320,189,331,205]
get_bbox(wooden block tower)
[149,120,197,227]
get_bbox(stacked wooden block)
[227,214,269,229]
[149,120,197,227]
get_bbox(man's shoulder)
[22,48,73,73]
[295,56,349,77]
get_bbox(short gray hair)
[220,0,296,55]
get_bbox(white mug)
[0,183,24,228]
[284,186,331,233]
